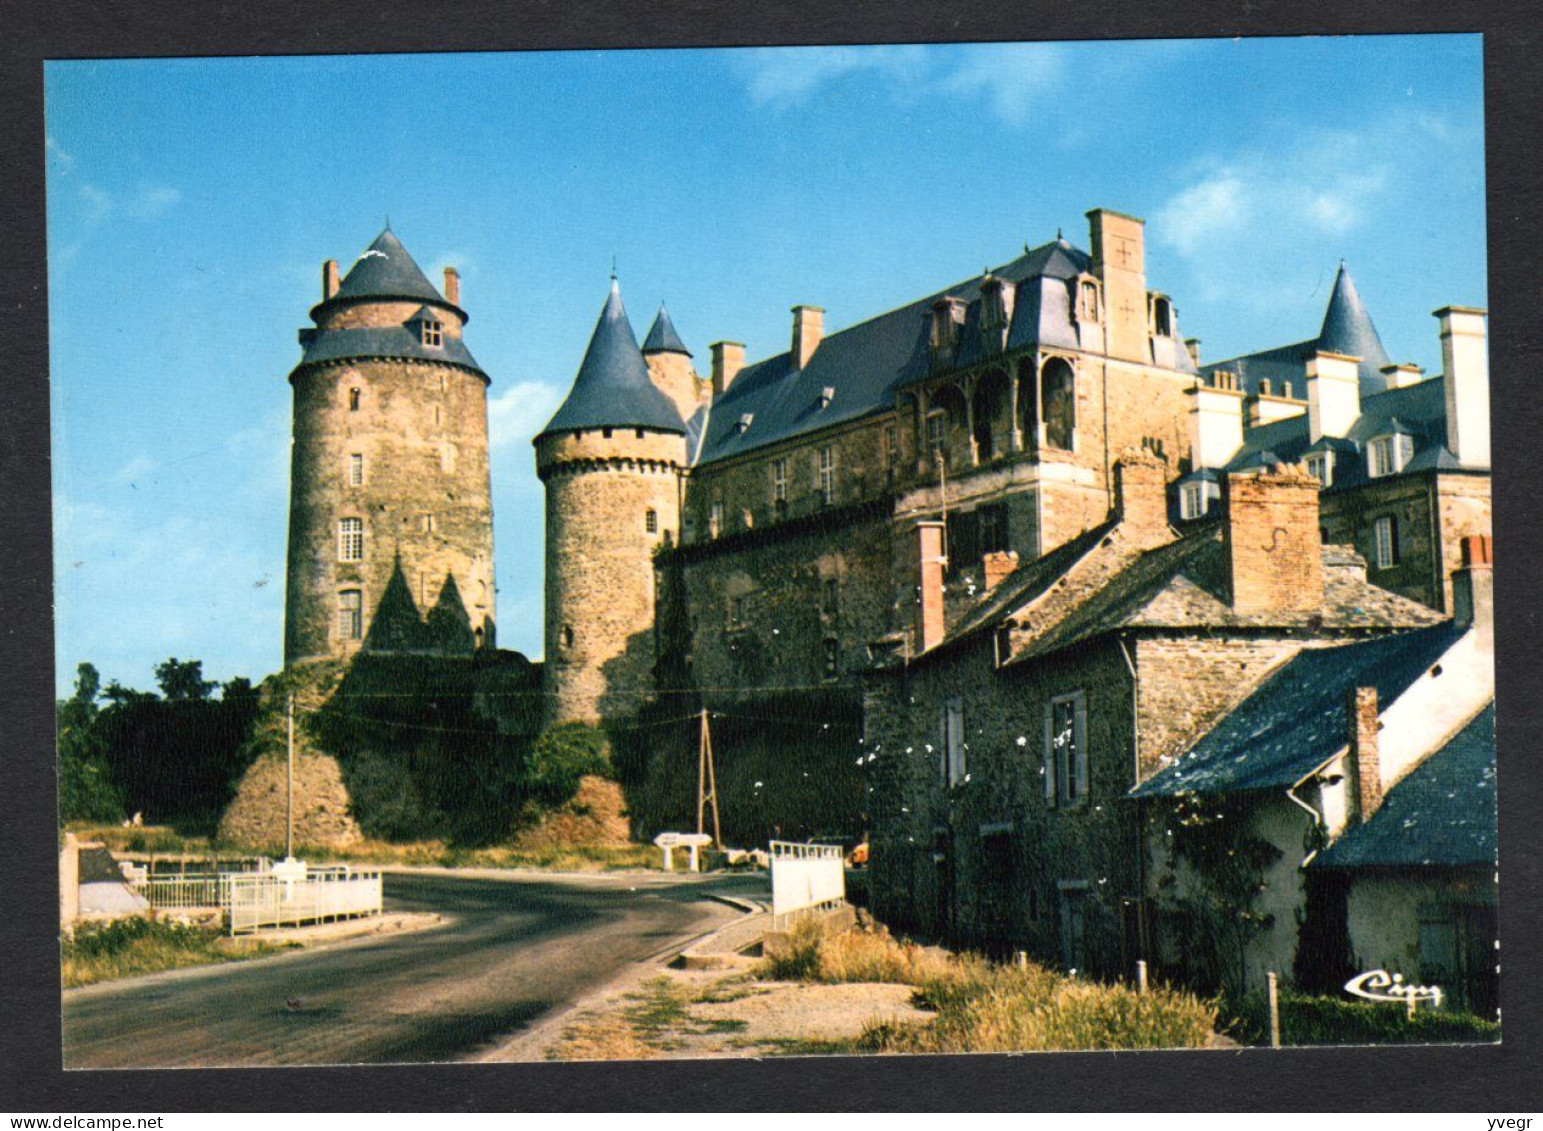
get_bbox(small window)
[1320,526,1330,543]
[710,501,724,538]
[1152,296,1173,338]
[348,453,364,487]
[635,428,644,439]
[1368,434,1414,478]
[421,319,443,347]
[941,697,966,786]
[1079,279,1100,322]
[818,447,835,506]
[561,625,575,649]
[823,638,839,681]
[885,425,899,470]
[338,589,363,641]
[602,427,613,440]
[1044,692,1088,807]
[645,508,658,534]
[1374,515,1399,570]
[927,411,946,461]
[1180,482,1207,521]
[1306,451,1334,488]
[822,577,839,617]
[771,458,788,510]
[348,387,361,412]
[338,517,364,563]
[421,514,436,534]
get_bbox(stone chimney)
[1188,373,1245,469]
[792,306,824,370]
[1437,306,1489,468]
[323,259,340,301]
[1306,351,1361,442]
[1086,208,1147,364]
[1452,533,1494,646]
[1184,338,1202,368]
[443,266,460,306]
[1346,686,1383,824]
[1381,362,1424,389]
[1113,448,1171,543]
[711,341,745,398]
[982,550,1019,590]
[1222,466,1324,613]
[915,521,946,654]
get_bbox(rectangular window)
[941,697,966,786]
[1180,482,1206,520]
[338,517,364,562]
[823,638,839,681]
[710,500,724,538]
[927,412,946,461]
[822,577,839,617]
[1369,435,1413,478]
[1306,452,1333,488]
[348,388,361,411]
[1044,692,1088,807]
[1058,882,1090,974]
[818,447,835,505]
[348,453,364,486]
[338,589,363,641]
[885,425,898,470]
[422,321,443,347]
[1374,515,1399,569]
[421,514,436,534]
[771,458,788,514]
[645,508,658,534]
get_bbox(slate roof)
[1129,623,1464,798]
[1201,263,1393,398]
[1313,703,1496,870]
[697,236,1196,466]
[297,325,487,378]
[539,280,687,438]
[331,229,450,308]
[643,304,691,356]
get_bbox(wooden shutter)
[1073,693,1090,803]
[1042,700,1057,806]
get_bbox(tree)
[154,657,218,701]
[57,662,121,824]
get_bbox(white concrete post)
[1267,971,1281,1048]
[1137,960,1148,994]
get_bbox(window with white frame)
[926,411,946,461]
[338,589,363,641]
[1180,482,1207,520]
[771,458,788,515]
[1043,691,1088,807]
[421,319,443,347]
[338,517,364,562]
[348,453,364,487]
[1374,515,1399,570]
[1368,434,1414,478]
[818,446,835,506]
[1306,451,1334,488]
[709,500,724,538]
[645,508,658,534]
[941,697,966,787]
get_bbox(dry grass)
[763,917,1218,1054]
[61,917,292,988]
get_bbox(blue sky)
[45,36,1486,697]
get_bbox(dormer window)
[819,387,835,409]
[1150,295,1174,338]
[736,413,754,434]
[1180,482,1209,520]
[420,319,443,347]
[1078,279,1101,323]
[1306,451,1334,488]
[1368,434,1414,478]
[930,296,965,357]
[981,276,1007,331]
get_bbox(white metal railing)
[769,840,846,923]
[227,868,383,935]
[128,857,273,911]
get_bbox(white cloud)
[1153,175,1251,256]
[113,455,158,486]
[739,45,927,107]
[126,184,183,220]
[934,43,1066,126]
[78,183,111,222]
[487,380,563,451]
[45,136,75,174]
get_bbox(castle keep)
[284,229,497,664]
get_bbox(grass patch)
[761,917,1218,1054]
[66,824,662,872]
[1223,990,1500,1047]
[61,917,292,988]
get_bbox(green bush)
[526,723,611,806]
[1226,990,1500,1046]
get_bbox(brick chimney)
[1306,351,1361,442]
[792,306,824,370]
[1453,533,1493,646]
[323,259,340,301]
[711,341,745,397]
[915,521,946,653]
[1222,466,1324,612]
[1113,448,1170,543]
[443,266,460,306]
[1437,306,1489,468]
[1346,686,1383,824]
[982,550,1019,590]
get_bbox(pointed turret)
[538,279,686,438]
[1316,262,1392,393]
[331,228,451,309]
[642,304,692,357]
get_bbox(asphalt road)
[62,870,756,1068]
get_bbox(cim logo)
[1344,969,1444,1013]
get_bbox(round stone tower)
[536,278,688,724]
[284,227,496,666]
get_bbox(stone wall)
[285,355,495,663]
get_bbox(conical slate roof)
[334,229,447,306]
[539,279,686,438]
[1316,263,1392,392]
[642,303,692,356]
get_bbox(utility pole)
[285,690,295,861]
[696,707,722,847]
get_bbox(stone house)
[1132,534,1496,1010]
[863,453,1443,979]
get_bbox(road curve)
[62,871,752,1068]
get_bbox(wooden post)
[1137,960,1148,994]
[696,708,723,847]
[1267,971,1281,1048]
[285,691,295,861]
